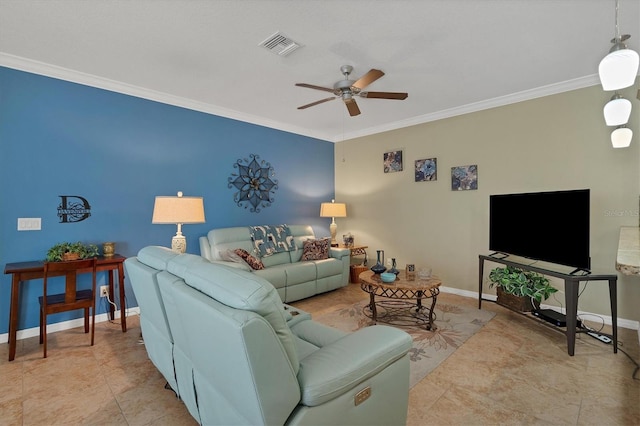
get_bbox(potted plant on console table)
[488,266,557,312]
[46,241,99,262]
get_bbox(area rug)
[314,300,495,388]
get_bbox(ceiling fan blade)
[295,83,336,93]
[298,97,336,110]
[360,91,408,100]
[352,69,384,90]
[345,99,361,116]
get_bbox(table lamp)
[152,191,206,253]
[320,199,347,246]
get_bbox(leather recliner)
[125,246,412,425]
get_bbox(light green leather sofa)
[199,224,350,302]
[126,246,412,426]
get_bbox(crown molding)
[0,53,334,141]
[1,53,603,144]
[334,75,602,142]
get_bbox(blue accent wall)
[0,67,335,334]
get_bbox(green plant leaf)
[488,266,556,301]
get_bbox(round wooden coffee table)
[359,270,441,330]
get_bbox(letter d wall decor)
[57,195,92,223]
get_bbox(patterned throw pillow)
[233,248,265,270]
[301,238,331,261]
[250,225,297,257]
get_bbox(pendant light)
[598,1,639,91]
[611,126,633,148]
[603,93,632,126]
[598,0,637,148]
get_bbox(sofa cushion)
[314,258,344,278]
[138,246,180,270]
[260,251,292,268]
[254,266,287,289]
[301,238,331,261]
[168,254,300,374]
[233,248,265,270]
[250,225,297,257]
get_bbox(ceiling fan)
[295,65,408,117]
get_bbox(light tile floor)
[1,283,638,425]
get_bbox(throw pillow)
[301,238,331,261]
[250,224,297,257]
[233,248,265,270]
[219,249,251,268]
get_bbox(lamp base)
[329,222,338,247]
[171,235,187,253]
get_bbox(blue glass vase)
[388,258,399,275]
[370,250,387,274]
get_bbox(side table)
[338,245,368,283]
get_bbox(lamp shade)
[320,201,347,218]
[598,48,639,91]
[603,95,632,126]
[152,193,206,224]
[611,126,633,148]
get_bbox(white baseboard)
[0,308,140,344]
[3,288,639,344]
[440,286,640,331]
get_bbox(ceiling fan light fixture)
[603,94,632,126]
[611,126,633,148]
[295,65,407,117]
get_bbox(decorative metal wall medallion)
[228,154,278,213]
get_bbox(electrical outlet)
[100,286,109,298]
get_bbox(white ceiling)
[1,0,639,142]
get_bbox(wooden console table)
[478,254,617,356]
[4,255,128,361]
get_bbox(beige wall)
[335,84,640,326]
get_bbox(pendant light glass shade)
[611,126,633,148]
[598,47,639,90]
[603,95,632,126]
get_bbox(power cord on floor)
[571,283,638,380]
[619,344,640,380]
[98,290,132,327]
[106,293,143,345]
[577,322,639,380]
[105,292,118,312]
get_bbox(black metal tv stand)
[478,254,618,356]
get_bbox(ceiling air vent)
[259,31,301,57]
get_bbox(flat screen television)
[489,189,590,272]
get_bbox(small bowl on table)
[380,272,397,283]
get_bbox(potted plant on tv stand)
[488,266,557,312]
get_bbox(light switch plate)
[17,218,41,231]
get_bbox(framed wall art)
[451,164,478,191]
[383,150,403,173]
[415,158,437,182]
